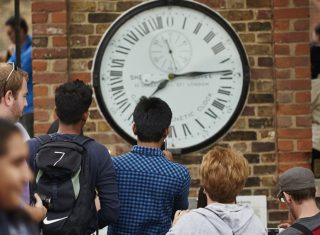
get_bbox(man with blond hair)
[0,63,46,222]
[167,147,266,235]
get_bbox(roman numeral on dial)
[182,123,192,136]
[203,31,215,43]
[212,42,225,54]
[193,23,202,34]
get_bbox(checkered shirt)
[108,145,191,235]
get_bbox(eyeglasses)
[278,192,286,203]
[3,62,17,97]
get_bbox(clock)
[92,0,250,154]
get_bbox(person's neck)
[206,194,235,205]
[20,35,27,46]
[0,105,15,122]
[137,140,162,149]
[58,122,82,135]
[294,199,320,219]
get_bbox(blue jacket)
[8,35,33,113]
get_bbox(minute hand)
[169,70,232,79]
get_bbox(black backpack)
[33,134,96,235]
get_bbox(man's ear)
[132,123,137,135]
[82,112,89,122]
[3,90,14,106]
[283,192,292,203]
[163,128,169,138]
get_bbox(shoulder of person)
[168,210,217,235]
[279,227,302,235]
[84,139,111,158]
[171,161,190,178]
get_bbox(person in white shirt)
[0,63,46,222]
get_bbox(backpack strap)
[37,134,54,145]
[71,135,93,147]
[290,223,314,235]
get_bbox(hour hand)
[150,79,169,97]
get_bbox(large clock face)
[92,0,250,154]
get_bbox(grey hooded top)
[166,203,267,235]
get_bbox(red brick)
[297,140,312,151]
[70,73,91,83]
[274,20,289,31]
[33,73,67,84]
[32,2,66,12]
[32,13,48,24]
[295,67,311,79]
[277,92,292,103]
[275,69,291,79]
[295,91,311,103]
[35,111,50,122]
[34,98,55,109]
[277,80,310,90]
[53,60,68,72]
[257,10,272,20]
[277,116,293,127]
[33,48,68,59]
[274,8,309,19]
[52,12,67,23]
[52,36,67,47]
[274,45,290,55]
[277,128,312,139]
[296,116,312,127]
[33,85,48,97]
[33,61,47,72]
[33,24,66,35]
[295,44,309,55]
[278,140,294,151]
[278,152,311,163]
[293,0,309,6]
[275,57,309,68]
[251,69,273,79]
[294,19,309,31]
[278,163,310,173]
[277,104,310,115]
[274,32,309,43]
[274,0,289,7]
[34,123,51,134]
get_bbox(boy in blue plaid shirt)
[108,97,191,235]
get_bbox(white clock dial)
[93,0,250,153]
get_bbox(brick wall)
[31,0,312,226]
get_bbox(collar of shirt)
[22,35,32,52]
[131,145,164,157]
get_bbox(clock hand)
[168,70,232,79]
[164,39,178,71]
[150,79,169,97]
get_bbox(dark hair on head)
[55,79,93,125]
[315,23,320,36]
[286,188,316,204]
[5,16,28,34]
[0,119,20,156]
[133,96,172,142]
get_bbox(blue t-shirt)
[27,134,120,234]
[8,35,33,113]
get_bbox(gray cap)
[277,167,315,197]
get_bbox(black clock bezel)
[92,0,250,154]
